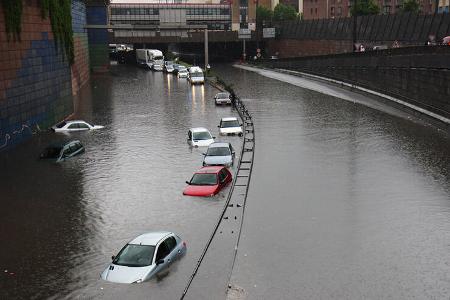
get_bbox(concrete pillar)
[86,1,109,72]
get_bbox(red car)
[183,166,232,197]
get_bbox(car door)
[77,122,90,130]
[164,236,179,265]
[154,240,170,273]
[67,123,79,131]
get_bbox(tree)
[350,0,380,16]
[256,5,273,24]
[273,3,298,21]
[401,0,420,13]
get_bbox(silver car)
[214,92,232,105]
[202,142,235,167]
[101,232,187,284]
[39,140,84,163]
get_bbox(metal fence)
[274,13,450,43]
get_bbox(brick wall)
[0,1,73,151]
[72,0,90,95]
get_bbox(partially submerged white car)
[218,117,243,136]
[101,232,187,284]
[52,120,104,132]
[187,127,215,147]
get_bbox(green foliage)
[1,0,23,40]
[350,0,380,16]
[273,3,298,21]
[401,0,420,13]
[256,5,273,23]
[1,0,74,64]
[41,0,74,64]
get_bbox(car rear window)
[193,131,212,141]
[207,147,231,156]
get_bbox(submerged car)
[187,127,215,147]
[39,140,84,163]
[203,142,235,167]
[101,232,187,284]
[183,166,232,197]
[218,117,243,136]
[52,120,104,132]
[214,92,232,105]
[177,67,188,78]
[164,61,174,73]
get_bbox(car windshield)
[113,244,155,267]
[193,131,212,141]
[221,120,240,128]
[154,56,163,60]
[191,72,203,77]
[56,121,67,128]
[179,67,187,72]
[166,61,173,65]
[40,147,62,159]
[190,173,218,185]
[217,93,229,99]
[207,147,230,156]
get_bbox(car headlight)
[132,279,143,284]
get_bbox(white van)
[188,66,204,84]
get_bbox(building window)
[315,7,318,13]
[311,7,313,14]
[337,6,342,15]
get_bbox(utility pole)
[352,0,357,52]
[204,28,209,74]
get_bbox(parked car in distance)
[218,117,243,136]
[101,232,187,284]
[187,127,215,147]
[188,66,204,84]
[373,45,388,50]
[39,140,84,163]
[172,64,182,74]
[202,142,235,167]
[52,120,104,132]
[164,61,174,73]
[214,92,232,105]
[183,166,232,197]
[177,67,188,78]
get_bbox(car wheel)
[238,133,243,137]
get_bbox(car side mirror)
[111,255,115,261]
[202,152,206,156]
[186,181,190,185]
[240,124,243,127]
[217,125,220,128]
[213,136,216,139]
[156,259,164,265]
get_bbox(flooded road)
[0,64,243,299]
[1,62,450,300]
[215,65,450,299]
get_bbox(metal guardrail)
[180,81,255,300]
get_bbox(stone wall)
[261,46,450,121]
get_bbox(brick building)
[303,0,436,20]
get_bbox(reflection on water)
[0,65,243,299]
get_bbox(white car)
[52,120,104,132]
[214,92,232,105]
[187,127,215,147]
[218,117,243,136]
[153,64,163,71]
[178,67,188,78]
[101,232,187,284]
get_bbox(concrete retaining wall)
[261,46,450,121]
[72,0,90,95]
[86,5,109,72]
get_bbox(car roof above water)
[208,142,230,148]
[129,232,172,246]
[221,117,238,122]
[190,127,210,133]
